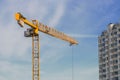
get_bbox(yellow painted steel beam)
[15,12,78,45]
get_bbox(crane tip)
[15,12,26,21]
[15,12,21,20]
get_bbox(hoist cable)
[72,46,74,80]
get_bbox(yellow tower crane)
[15,12,78,80]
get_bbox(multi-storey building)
[98,23,120,80]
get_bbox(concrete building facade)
[98,23,120,80]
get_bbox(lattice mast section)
[32,34,40,80]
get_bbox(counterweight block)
[24,28,38,37]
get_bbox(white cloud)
[39,34,70,64]
[0,21,31,59]
[68,34,97,38]
[0,59,99,80]
[41,66,98,80]
[40,43,69,64]
[0,60,31,80]
[75,67,99,80]
[48,0,66,27]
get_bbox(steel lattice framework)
[15,12,78,80]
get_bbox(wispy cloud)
[75,66,99,80]
[41,66,98,80]
[48,0,66,27]
[0,60,31,80]
[68,34,97,38]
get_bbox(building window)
[112,77,118,80]
[118,34,120,37]
[112,65,118,70]
[113,60,118,64]
[111,54,118,58]
[119,40,120,43]
[118,28,120,32]
[114,32,117,35]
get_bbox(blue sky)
[0,0,120,80]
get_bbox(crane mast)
[32,34,40,80]
[15,12,78,80]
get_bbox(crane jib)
[15,12,78,45]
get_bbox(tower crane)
[15,12,78,80]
